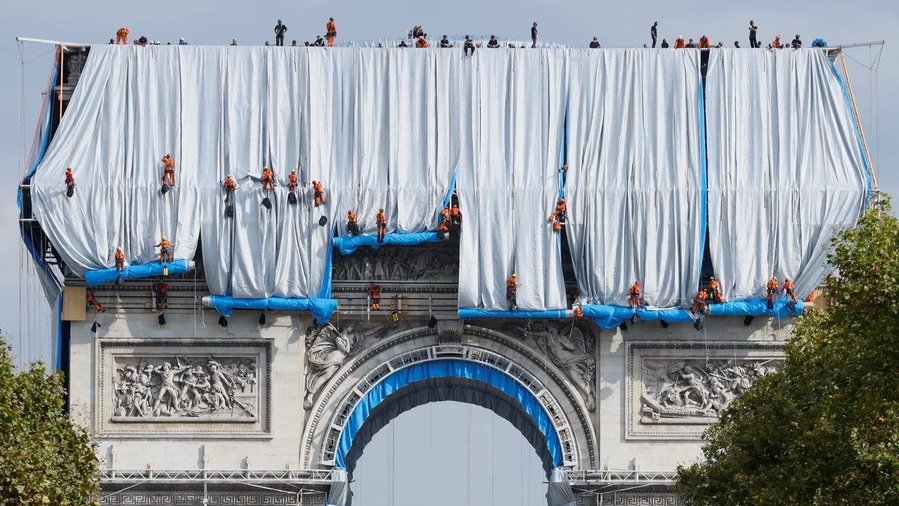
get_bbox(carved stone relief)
[304,322,398,409]
[507,321,596,411]
[111,356,258,422]
[640,358,778,425]
[331,245,458,282]
[627,342,784,440]
[97,340,270,438]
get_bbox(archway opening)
[351,400,548,506]
[325,358,579,506]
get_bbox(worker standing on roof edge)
[650,22,658,48]
[749,20,759,48]
[531,22,538,48]
[115,27,129,45]
[274,20,287,47]
[325,18,337,47]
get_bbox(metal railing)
[101,468,334,485]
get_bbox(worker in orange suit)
[347,210,359,236]
[155,235,174,263]
[368,283,381,311]
[287,169,299,190]
[573,305,584,319]
[161,154,175,187]
[114,248,125,272]
[312,180,325,207]
[771,35,782,49]
[415,35,429,48]
[115,27,130,45]
[782,278,797,302]
[766,277,778,310]
[691,289,708,315]
[154,281,170,311]
[87,291,106,313]
[506,273,520,310]
[261,167,275,191]
[708,277,723,303]
[325,17,337,47]
[548,199,567,232]
[376,208,387,243]
[223,175,238,192]
[437,220,450,241]
[65,167,76,197]
[450,204,462,231]
[628,281,643,308]
[698,35,711,49]
[674,36,686,49]
[440,205,451,224]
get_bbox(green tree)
[0,335,99,505]
[676,197,899,505]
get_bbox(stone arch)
[301,325,597,471]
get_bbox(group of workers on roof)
[109,17,826,51]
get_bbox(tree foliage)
[0,336,99,505]
[677,197,899,505]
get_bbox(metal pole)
[58,45,63,123]
[837,52,878,189]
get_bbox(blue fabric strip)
[827,58,874,208]
[205,295,338,324]
[84,259,194,287]
[334,359,564,469]
[458,308,571,319]
[332,231,441,255]
[582,300,804,329]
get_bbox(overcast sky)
[0,1,895,504]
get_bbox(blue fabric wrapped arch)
[334,359,564,469]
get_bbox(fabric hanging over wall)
[31,46,454,301]
[705,49,870,300]
[565,50,704,309]
[31,48,131,275]
[457,50,568,311]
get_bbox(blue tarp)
[203,295,338,324]
[458,308,571,320]
[84,259,194,287]
[332,231,442,255]
[334,359,564,469]
[583,299,804,329]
